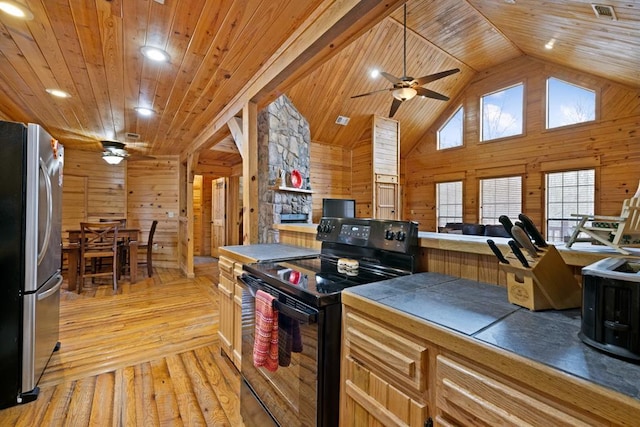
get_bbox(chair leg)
[147,251,153,278]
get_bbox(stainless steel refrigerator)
[0,121,64,409]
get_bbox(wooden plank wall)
[193,175,203,254]
[202,176,213,255]
[61,150,180,269]
[404,56,640,232]
[62,150,125,240]
[310,141,352,222]
[127,157,180,269]
[352,142,373,218]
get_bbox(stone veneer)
[257,95,312,243]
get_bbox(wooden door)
[211,178,227,257]
[375,180,399,220]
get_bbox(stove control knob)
[385,230,395,240]
[395,231,406,241]
[317,224,323,233]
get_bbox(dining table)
[65,227,140,291]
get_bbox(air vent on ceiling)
[126,132,140,139]
[591,4,617,20]
[335,116,350,126]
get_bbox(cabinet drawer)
[218,275,234,297]
[435,355,603,426]
[219,256,235,278]
[344,311,428,393]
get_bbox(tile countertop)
[347,272,640,401]
[218,243,319,264]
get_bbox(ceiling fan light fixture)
[140,46,170,62]
[392,87,417,101]
[0,1,34,20]
[102,152,125,165]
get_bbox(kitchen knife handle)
[518,213,548,247]
[487,239,509,264]
[508,240,530,268]
[498,215,520,246]
[511,226,539,258]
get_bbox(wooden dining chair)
[79,221,120,292]
[120,220,158,278]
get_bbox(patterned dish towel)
[253,290,279,372]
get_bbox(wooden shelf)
[271,185,313,194]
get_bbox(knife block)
[500,245,581,311]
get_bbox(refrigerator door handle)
[37,275,62,301]
[37,158,53,266]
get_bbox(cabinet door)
[218,274,234,358]
[232,264,245,369]
[435,355,603,426]
[342,356,427,427]
[375,181,399,220]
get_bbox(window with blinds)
[545,169,595,242]
[436,181,463,228]
[480,176,522,224]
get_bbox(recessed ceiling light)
[545,38,556,50]
[45,88,70,98]
[140,46,170,62]
[134,107,154,117]
[0,1,34,20]
[370,69,380,79]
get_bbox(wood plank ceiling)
[0,0,638,167]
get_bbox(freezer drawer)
[21,273,62,399]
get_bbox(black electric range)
[240,217,419,427]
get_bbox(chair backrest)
[147,220,158,246]
[621,198,640,233]
[80,221,120,254]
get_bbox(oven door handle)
[239,275,318,324]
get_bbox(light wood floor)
[0,262,245,426]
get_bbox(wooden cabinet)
[342,292,640,427]
[434,354,604,426]
[218,255,246,370]
[352,115,400,219]
[340,308,429,427]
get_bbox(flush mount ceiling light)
[102,152,125,165]
[134,106,154,116]
[45,88,71,98]
[392,87,417,101]
[140,46,170,62]
[0,0,34,20]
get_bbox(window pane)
[481,84,524,141]
[479,176,522,224]
[545,169,595,242]
[437,107,464,150]
[436,181,463,228]
[547,77,596,129]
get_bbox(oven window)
[241,288,319,426]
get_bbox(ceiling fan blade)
[380,71,402,84]
[414,68,460,86]
[415,87,450,101]
[389,98,403,118]
[351,87,393,99]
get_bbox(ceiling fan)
[101,140,154,164]
[351,3,460,118]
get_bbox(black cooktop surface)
[243,255,410,307]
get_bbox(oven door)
[240,275,321,427]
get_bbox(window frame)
[479,81,526,143]
[545,76,597,131]
[436,180,464,229]
[479,175,523,225]
[437,105,464,150]
[544,168,596,243]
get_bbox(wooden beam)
[227,117,244,157]
[186,0,404,155]
[242,102,258,244]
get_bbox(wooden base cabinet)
[434,354,605,426]
[218,255,246,370]
[340,308,429,427]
